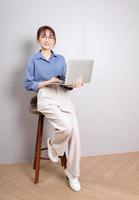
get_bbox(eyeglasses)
[40,34,55,40]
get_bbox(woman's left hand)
[72,77,84,88]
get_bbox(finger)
[55,78,63,83]
[77,82,80,88]
[79,80,84,87]
[77,81,81,87]
[79,81,83,87]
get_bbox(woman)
[24,25,84,192]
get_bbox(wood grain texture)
[0,152,139,200]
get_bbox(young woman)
[24,25,84,192]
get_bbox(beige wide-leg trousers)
[37,85,81,177]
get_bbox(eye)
[41,35,45,38]
[49,35,55,39]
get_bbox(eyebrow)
[40,33,54,37]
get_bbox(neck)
[40,49,53,60]
[40,49,52,56]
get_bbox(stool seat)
[30,95,67,184]
[30,95,40,114]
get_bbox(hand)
[47,77,63,85]
[72,77,84,88]
[38,77,63,89]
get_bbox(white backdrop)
[0,0,139,163]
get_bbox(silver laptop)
[60,59,94,86]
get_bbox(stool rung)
[40,157,50,160]
[41,147,48,151]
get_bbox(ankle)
[65,169,77,178]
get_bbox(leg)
[64,111,81,177]
[37,103,73,157]
[37,89,81,177]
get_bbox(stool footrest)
[41,147,48,151]
[40,157,50,160]
[40,147,49,160]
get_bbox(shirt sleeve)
[24,57,40,93]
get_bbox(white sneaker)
[47,137,59,163]
[64,169,81,192]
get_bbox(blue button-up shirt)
[24,50,68,93]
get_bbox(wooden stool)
[29,95,67,184]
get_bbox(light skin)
[37,29,84,89]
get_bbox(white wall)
[0,0,139,163]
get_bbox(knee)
[61,121,73,136]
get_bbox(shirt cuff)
[32,82,40,93]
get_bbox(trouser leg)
[37,103,81,177]
[66,110,81,177]
[37,104,73,156]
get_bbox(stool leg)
[34,114,44,184]
[33,127,39,170]
[60,152,67,169]
[60,156,64,167]
[63,152,67,169]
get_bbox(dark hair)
[37,25,56,44]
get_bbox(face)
[38,29,55,50]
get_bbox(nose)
[45,37,49,41]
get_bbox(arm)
[24,57,40,93]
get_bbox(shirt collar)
[34,49,57,60]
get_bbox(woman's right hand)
[47,77,63,85]
[38,77,63,89]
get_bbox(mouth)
[43,43,50,46]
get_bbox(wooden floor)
[0,152,139,200]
